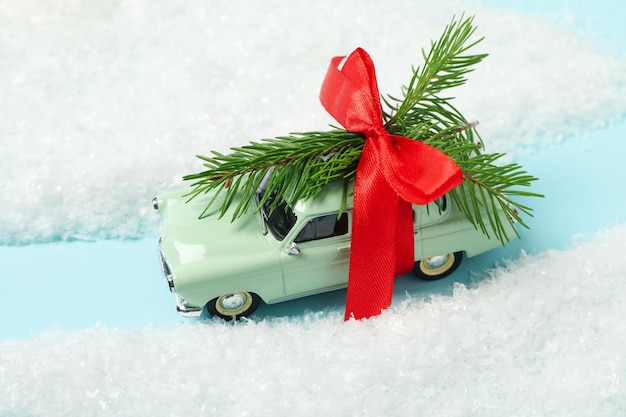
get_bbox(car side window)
[420,194,449,226]
[435,195,447,211]
[294,213,349,243]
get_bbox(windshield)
[257,186,297,241]
[266,202,297,241]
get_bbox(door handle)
[338,246,350,253]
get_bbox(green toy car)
[153,180,515,320]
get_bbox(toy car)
[153,180,515,320]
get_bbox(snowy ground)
[3,227,626,416]
[1,0,626,416]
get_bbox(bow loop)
[379,134,464,205]
[320,48,383,132]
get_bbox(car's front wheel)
[413,252,462,280]
[206,292,261,321]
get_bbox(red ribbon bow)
[319,48,464,320]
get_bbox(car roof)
[291,180,355,218]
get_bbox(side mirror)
[284,242,300,255]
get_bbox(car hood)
[156,188,276,267]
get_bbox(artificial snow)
[1,0,625,244]
[2,1,626,415]
[1,225,625,416]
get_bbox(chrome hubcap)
[426,255,448,269]
[220,293,246,311]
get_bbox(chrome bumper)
[173,292,203,318]
[158,249,175,292]
[159,247,203,318]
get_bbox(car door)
[280,212,351,297]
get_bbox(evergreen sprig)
[383,14,487,131]
[183,129,364,219]
[183,15,543,244]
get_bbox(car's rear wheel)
[206,292,261,321]
[413,252,462,280]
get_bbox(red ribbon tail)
[395,198,415,276]
[344,140,414,320]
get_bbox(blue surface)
[2,1,625,341]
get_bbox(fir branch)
[452,155,543,242]
[183,130,364,219]
[384,14,487,129]
[183,15,543,245]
